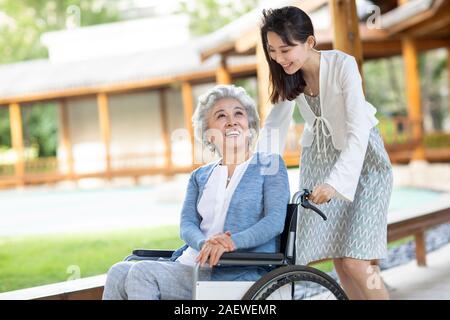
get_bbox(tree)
[178,0,259,36]
[0,0,120,155]
[0,0,120,64]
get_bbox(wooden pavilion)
[0,0,449,188]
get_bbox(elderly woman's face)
[206,98,250,155]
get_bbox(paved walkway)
[1,169,447,237]
[383,242,450,300]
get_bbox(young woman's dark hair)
[260,6,316,103]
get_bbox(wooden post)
[181,82,195,166]
[414,230,427,267]
[97,93,112,178]
[256,38,271,125]
[329,0,364,76]
[447,44,450,119]
[216,56,232,84]
[402,37,425,161]
[9,102,25,185]
[59,99,74,178]
[159,89,172,170]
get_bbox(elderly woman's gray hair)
[192,84,260,152]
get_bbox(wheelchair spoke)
[243,266,347,300]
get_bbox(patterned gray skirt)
[296,95,393,265]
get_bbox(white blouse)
[177,156,253,266]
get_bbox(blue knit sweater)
[171,152,290,281]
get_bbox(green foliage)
[364,49,448,132]
[22,102,58,157]
[178,0,259,35]
[0,107,11,147]
[0,0,120,64]
[292,104,304,124]
[363,56,406,116]
[424,132,450,149]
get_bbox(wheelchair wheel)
[242,265,348,300]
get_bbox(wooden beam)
[329,0,364,75]
[200,42,235,62]
[8,102,25,184]
[387,0,447,35]
[181,82,195,165]
[361,39,450,59]
[215,56,232,84]
[448,45,450,119]
[402,37,425,161]
[404,2,450,38]
[97,93,112,178]
[59,99,74,178]
[256,38,271,125]
[0,64,257,106]
[159,89,172,170]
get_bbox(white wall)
[64,97,104,174]
[109,91,164,169]
[166,88,193,166]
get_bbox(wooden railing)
[24,157,59,174]
[0,152,195,188]
[378,116,422,151]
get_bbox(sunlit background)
[0,0,449,299]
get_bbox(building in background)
[0,0,449,188]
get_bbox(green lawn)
[0,225,413,293]
[0,225,183,293]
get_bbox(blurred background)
[0,0,449,299]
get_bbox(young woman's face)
[206,98,250,156]
[266,31,313,75]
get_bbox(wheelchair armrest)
[217,252,285,266]
[132,249,174,257]
[124,249,174,261]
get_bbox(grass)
[0,225,414,293]
[0,225,183,293]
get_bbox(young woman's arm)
[231,154,290,249]
[256,100,295,155]
[179,171,206,251]
[324,56,373,202]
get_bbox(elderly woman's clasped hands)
[196,231,236,267]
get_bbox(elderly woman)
[102,84,290,300]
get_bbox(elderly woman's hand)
[206,231,235,251]
[196,232,236,267]
[196,242,228,267]
[309,183,336,204]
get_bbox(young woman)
[102,84,290,300]
[258,6,393,299]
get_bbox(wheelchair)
[125,189,348,300]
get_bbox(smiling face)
[266,31,314,75]
[206,97,250,157]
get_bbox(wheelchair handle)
[292,189,328,221]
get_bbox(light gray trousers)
[102,260,211,300]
